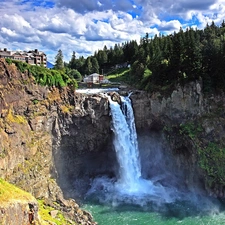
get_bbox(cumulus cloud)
[0,0,224,63]
[157,20,182,33]
[56,0,134,13]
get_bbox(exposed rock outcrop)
[0,178,40,225]
[0,59,99,224]
[1,57,225,225]
[130,80,225,197]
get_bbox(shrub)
[5,58,12,65]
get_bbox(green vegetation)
[8,59,78,89]
[7,21,224,93]
[179,122,203,139]
[32,99,39,105]
[0,178,34,205]
[54,49,64,70]
[38,199,75,225]
[179,121,225,188]
[198,143,225,187]
[62,21,225,93]
[107,68,130,83]
[5,108,27,124]
[5,58,12,65]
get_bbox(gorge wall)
[131,82,225,197]
[1,58,225,223]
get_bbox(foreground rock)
[0,178,40,224]
[0,59,98,224]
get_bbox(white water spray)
[106,95,174,203]
[109,96,142,193]
[85,93,221,213]
[86,94,174,204]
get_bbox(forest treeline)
[7,21,225,92]
[61,21,225,92]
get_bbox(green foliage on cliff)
[198,143,225,187]
[0,178,35,204]
[8,59,78,89]
[179,121,225,188]
[38,199,75,225]
[179,122,203,139]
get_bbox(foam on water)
[86,95,178,206]
[85,94,221,214]
[76,88,119,94]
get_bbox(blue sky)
[0,0,224,63]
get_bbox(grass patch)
[106,68,130,83]
[5,108,27,124]
[38,199,75,225]
[0,178,35,205]
[60,104,74,114]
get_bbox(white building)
[84,73,103,84]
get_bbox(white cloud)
[0,14,32,34]
[158,20,182,33]
[0,0,225,64]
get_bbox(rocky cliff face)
[130,81,225,197]
[0,58,99,224]
[1,58,225,224]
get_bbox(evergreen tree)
[96,50,108,67]
[113,44,123,64]
[85,57,92,75]
[76,56,85,74]
[69,51,76,69]
[107,47,116,66]
[183,28,202,81]
[123,40,138,64]
[54,49,64,70]
[91,57,99,73]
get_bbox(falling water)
[84,93,224,223]
[107,95,173,202]
[84,94,178,206]
[109,95,141,192]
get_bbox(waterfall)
[108,96,141,192]
[85,92,221,214]
[86,94,174,205]
[108,95,172,201]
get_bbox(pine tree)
[91,57,99,73]
[54,49,64,70]
[69,51,76,69]
[85,57,92,75]
[96,50,107,67]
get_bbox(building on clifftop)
[0,48,47,67]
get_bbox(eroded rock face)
[0,201,39,225]
[130,80,225,197]
[1,56,225,224]
[51,93,117,199]
[0,59,100,224]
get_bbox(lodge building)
[0,48,47,67]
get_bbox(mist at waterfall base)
[83,95,225,223]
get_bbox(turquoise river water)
[83,201,225,225]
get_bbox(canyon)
[0,58,225,224]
